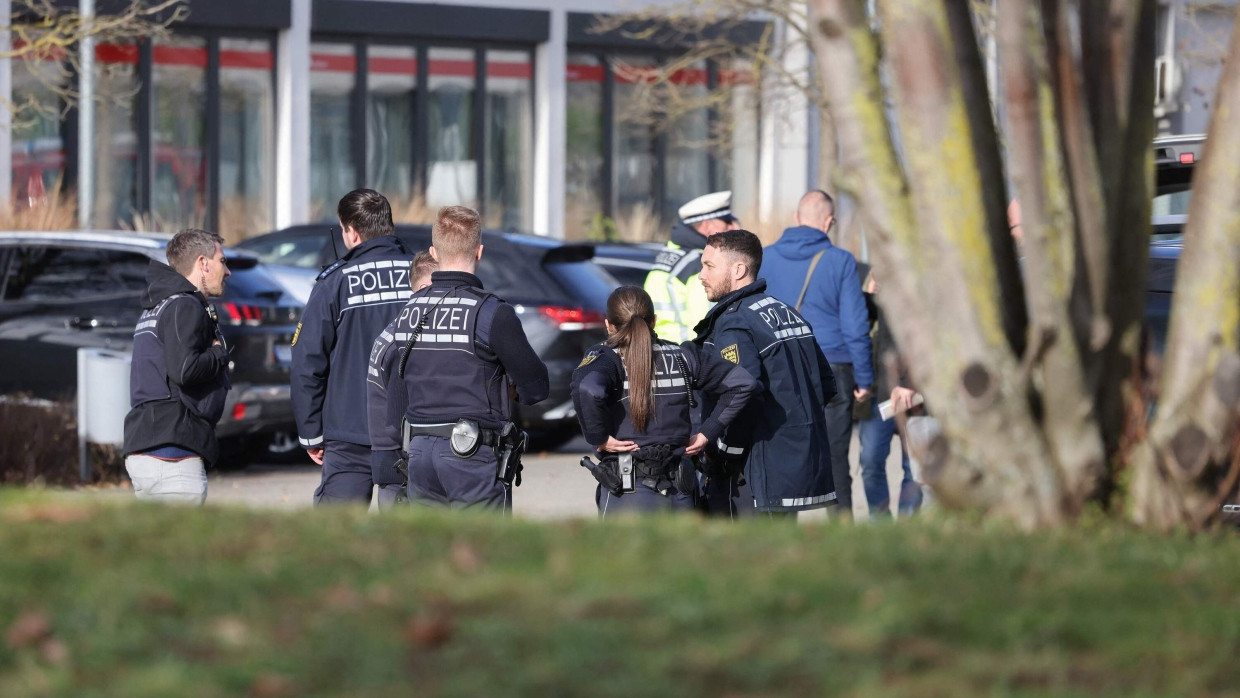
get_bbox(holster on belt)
[582,443,681,496]
[402,418,527,487]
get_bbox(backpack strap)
[795,250,827,312]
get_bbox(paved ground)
[201,432,921,521]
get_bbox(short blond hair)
[409,250,438,289]
[431,206,482,263]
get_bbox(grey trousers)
[124,453,207,505]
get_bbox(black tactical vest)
[612,340,695,446]
[398,285,510,428]
[130,293,229,423]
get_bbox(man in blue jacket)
[292,189,414,506]
[763,190,873,517]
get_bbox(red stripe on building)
[489,62,532,79]
[311,53,358,73]
[96,43,139,64]
[369,56,418,75]
[152,45,207,68]
[427,59,476,78]
[221,49,273,71]
[567,64,604,83]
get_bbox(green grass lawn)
[1,491,1238,697]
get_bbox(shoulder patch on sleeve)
[291,322,303,346]
[577,349,600,368]
[720,343,739,364]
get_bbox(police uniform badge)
[720,343,740,364]
[291,322,302,347]
[577,350,599,368]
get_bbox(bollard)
[77,348,131,483]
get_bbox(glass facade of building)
[5,1,762,242]
[564,54,604,239]
[219,38,276,236]
[484,49,533,231]
[151,36,207,228]
[564,53,757,241]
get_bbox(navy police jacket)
[291,235,414,449]
[124,261,231,465]
[366,270,549,479]
[693,279,838,512]
[570,338,757,453]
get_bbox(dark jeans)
[313,440,374,506]
[857,398,923,516]
[596,482,695,516]
[824,362,856,512]
[406,435,509,512]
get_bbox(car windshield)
[222,264,290,304]
[545,261,617,311]
[239,233,331,268]
[1153,160,1193,241]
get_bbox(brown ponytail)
[605,286,656,432]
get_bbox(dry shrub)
[391,194,436,225]
[0,399,123,486]
[615,203,662,243]
[0,179,78,231]
[120,208,207,236]
[217,196,274,242]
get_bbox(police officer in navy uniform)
[292,189,414,505]
[571,286,757,516]
[369,250,438,510]
[367,205,548,511]
[694,229,838,516]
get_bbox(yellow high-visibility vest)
[643,241,714,343]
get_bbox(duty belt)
[402,422,503,449]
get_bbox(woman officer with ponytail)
[571,286,758,515]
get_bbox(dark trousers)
[314,440,374,506]
[701,471,756,519]
[824,362,857,513]
[596,481,694,516]
[406,435,509,512]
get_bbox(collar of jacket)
[317,234,410,279]
[691,278,767,343]
[669,220,708,250]
[347,234,410,260]
[142,259,208,309]
[428,270,485,290]
[776,225,835,249]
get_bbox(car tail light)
[232,402,247,420]
[1179,152,1195,164]
[219,302,263,325]
[539,305,606,330]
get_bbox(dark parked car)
[1145,134,1199,356]
[0,231,302,465]
[236,224,615,447]
[589,242,665,288]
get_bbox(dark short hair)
[337,189,395,241]
[706,229,763,276]
[166,228,224,275]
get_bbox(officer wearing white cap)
[643,191,740,343]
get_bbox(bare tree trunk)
[814,0,1066,528]
[1131,19,1240,530]
[997,0,1107,512]
[1080,1,1157,476]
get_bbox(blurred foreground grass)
[1,490,1238,697]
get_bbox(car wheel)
[252,430,307,464]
